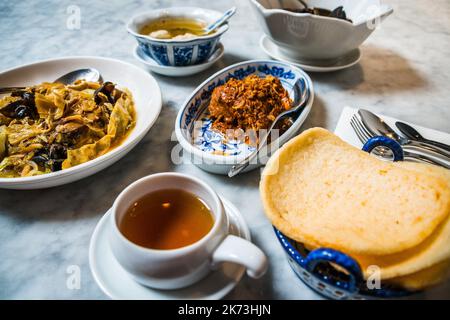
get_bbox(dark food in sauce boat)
[284,2,352,23]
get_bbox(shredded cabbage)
[0,80,135,178]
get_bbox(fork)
[350,115,450,168]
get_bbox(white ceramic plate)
[0,56,162,189]
[134,43,224,77]
[260,35,361,73]
[89,196,250,300]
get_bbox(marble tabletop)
[0,0,449,300]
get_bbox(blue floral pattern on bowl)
[138,42,170,66]
[173,46,194,66]
[197,40,217,64]
[130,27,226,66]
[193,118,256,156]
[179,60,312,157]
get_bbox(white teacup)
[109,172,268,290]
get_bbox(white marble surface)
[0,0,449,299]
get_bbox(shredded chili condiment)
[208,75,292,135]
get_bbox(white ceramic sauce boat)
[249,0,393,61]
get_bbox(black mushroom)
[31,151,49,165]
[55,122,88,147]
[285,3,352,23]
[330,6,350,22]
[48,143,67,172]
[94,82,116,105]
[49,143,67,160]
[31,143,67,172]
[0,90,38,119]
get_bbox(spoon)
[0,68,102,94]
[203,7,237,34]
[395,121,450,152]
[228,78,310,178]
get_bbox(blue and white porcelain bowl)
[127,7,229,67]
[175,60,314,175]
[274,136,414,300]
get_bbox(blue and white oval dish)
[127,7,229,67]
[274,136,414,300]
[175,60,314,175]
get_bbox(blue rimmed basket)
[274,136,414,299]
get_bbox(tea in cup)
[109,172,268,289]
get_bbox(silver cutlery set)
[351,109,450,169]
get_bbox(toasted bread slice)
[261,128,450,256]
[348,163,450,279]
[388,259,450,291]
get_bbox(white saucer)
[260,35,361,72]
[134,43,224,77]
[89,196,250,300]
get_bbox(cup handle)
[211,235,268,278]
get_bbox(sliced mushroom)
[1,100,31,119]
[0,91,38,119]
[31,144,67,172]
[49,159,64,172]
[31,153,49,164]
[94,81,116,105]
[49,143,67,160]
